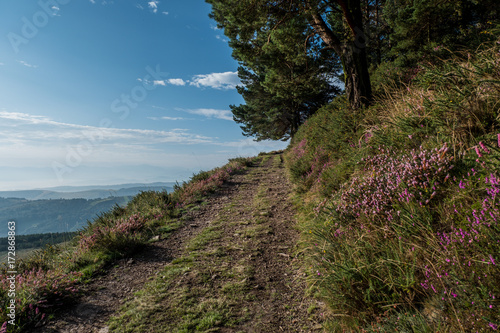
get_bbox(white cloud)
[150,78,186,86]
[140,72,239,90]
[167,78,186,86]
[148,116,185,121]
[190,71,240,90]
[176,108,233,121]
[0,111,213,146]
[18,60,38,68]
[148,1,159,13]
[162,11,169,15]
[51,6,61,16]
[89,0,114,5]
[215,35,228,43]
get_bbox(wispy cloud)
[50,6,61,16]
[190,71,240,90]
[215,35,228,43]
[148,116,185,121]
[152,78,186,86]
[138,72,239,90]
[167,78,186,86]
[0,111,213,146]
[176,108,233,121]
[89,0,114,4]
[18,60,38,68]
[148,0,159,13]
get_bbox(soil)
[33,153,324,333]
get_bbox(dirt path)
[35,153,324,333]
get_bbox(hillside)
[0,197,130,237]
[0,183,175,200]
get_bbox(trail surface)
[35,153,324,332]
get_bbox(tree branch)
[305,2,342,55]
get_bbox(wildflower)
[479,141,490,154]
[475,146,483,158]
[489,323,498,330]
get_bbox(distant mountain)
[38,182,176,192]
[0,182,175,200]
[0,196,131,237]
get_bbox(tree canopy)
[206,0,499,141]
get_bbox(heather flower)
[479,141,490,154]
[332,144,452,220]
[475,146,483,158]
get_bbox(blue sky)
[0,0,287,190]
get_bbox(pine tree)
[207,2,340,140]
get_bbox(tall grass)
[286,35,500,331]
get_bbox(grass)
[284,35,500,332]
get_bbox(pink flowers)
[333,144,452,220]
[293,138,308,159]
[78,214,147,251]
[475,146,483,158]
[0,268,82,327]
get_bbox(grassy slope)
[284,37,500,331]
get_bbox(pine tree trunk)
[342,43,372,109]
[306,0,373,110]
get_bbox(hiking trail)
[35,153,324,333]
